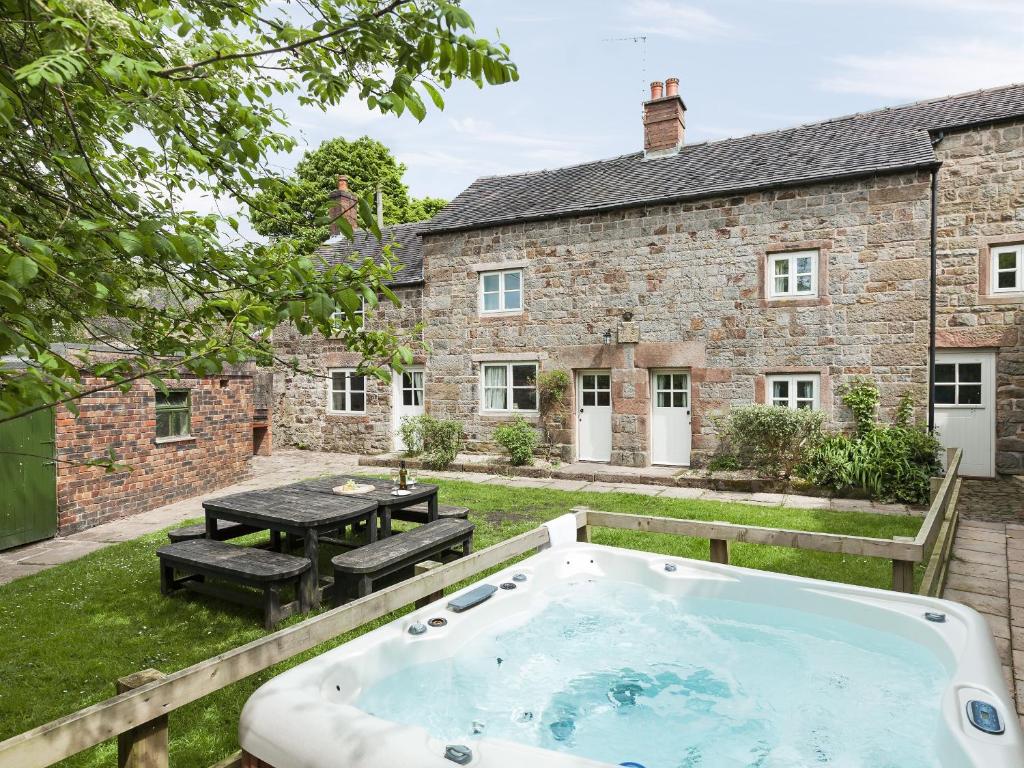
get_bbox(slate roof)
[425,82,1024,234]
[317,222,426,286]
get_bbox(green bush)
[799,386,941,504]
[493,416,538,466]
[706,454,742,472]
[399,414,463,470]
[537,369,571,407]
[842,378,880,438]
[717,405,824,478]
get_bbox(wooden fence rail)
[0,453,963,768]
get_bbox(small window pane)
[504,290,522,310]
[772,381,789,400]
[483,292,500,311]
[512,365,536,387]
[482,274,500,292]
[332,372,347,389]
[958,363,981,383]
[350,393,365,412]
[332,392,346,411]
[795,400,813,410]
[796,256,812,274]
[672,374,686,390]
[503,271,521,291]
[512,388,535,411]
[156,412,170,436]
[672,392,685,408]
[934,385,956,404]
[350,375,365,393]
[998,251,1017,270]
[596,374,610,390]
[657,392,671,407]
[597,391,611,407]
[656,374,671,391]
[582,391,595,406]
[796,274,812,292]
[934,364,955,383]
[796,380,814,400]
[774,276,789,294]
[773,259,790,276]
[583,374,595,389]
[959,385,982,405]
[403,390,413,406]
[998,271,1017,289]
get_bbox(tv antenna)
[602,35,648,100]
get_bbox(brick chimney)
[643,77,686,157]
[328,175,358,236]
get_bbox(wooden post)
[929,476,943,503]
[414,560,444,608]
[892,559,915,593]
[116,669,168,768]
[576,525,591,543]
[709,539,729,564]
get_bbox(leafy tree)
[250,136,447,244]
[0,0,516,428]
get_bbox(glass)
[513,387,538,410]
[656,374,670,390]
[596,374,610,389]
[504,290,522,310]
[934,364,955,383]
[796,380,814,399]
[998,250,1016,269]
[959,385,982,405]
[597,391,611,407]
[483,292,500,311]
[657,392,671,407]
[958,363,981,383]
[774,259,790,276]
[351,375,365,393]
[672,374,686,390]
[482,273,500,292]
[583,374,594,389]
[672,392,686,408]
[512,364,535,387]
[998,271,1017,289]
[772,381,789,399]
[332,392,346,411]
[503,271,521,291]
[582,391,595,406]
[390,469,400,488]
[350,393,365,412]
[796,256,812,273]
[774,276,789,294]
[796,274,812,292]
[934,385,956,404]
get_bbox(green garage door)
[0,409,57,551]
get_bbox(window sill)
[154,435,196,446]
[479,411,540,421]
[326,410,368,417]
[981,292,1024,305]
[760,296,829,308]
[478,310,525,320]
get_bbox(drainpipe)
[927,132,945,433]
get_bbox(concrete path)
[0,448,909,587]
[942,481,1024,727]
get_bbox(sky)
[236,0,1024,231]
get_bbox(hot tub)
[239,515,1023,767]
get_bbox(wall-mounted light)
[602,329,613,345]
[622,311,634,322]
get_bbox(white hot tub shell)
[239,516,1023,768]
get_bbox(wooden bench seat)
[331,519,474,605]
[167,520,263,543]
[157,539,311,629]
[389,503,470,525]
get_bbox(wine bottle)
[399,460,408,490]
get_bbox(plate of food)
[332,480,376,495]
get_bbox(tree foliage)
[0,0,516,425]
[250,136,448,245]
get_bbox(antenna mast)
[601,35,648,100]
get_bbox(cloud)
[796,0,1024,12]
[623,0,730,39]
[821,38,1024,100]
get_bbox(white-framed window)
[934,361,982,406]
[330,298,366,335]
[328,369,366,413]
[481,362,537,411]
[479,269,523,313]
[991,244,1024,293]
[767,250,818,298]
[767,374,820,410]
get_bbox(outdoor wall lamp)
[602,329,613,345]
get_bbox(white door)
[935,351,995,478]
[393,367,425,451]
[651,370,691,466]
[577,370,612,462]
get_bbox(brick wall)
[421,170,936,466]
[56,373,254,532]
[934,120,1024,472]
[272,285,424,454]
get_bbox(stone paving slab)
[945,572,1010,599]
[658,487,707,500]
[14,540,108,566]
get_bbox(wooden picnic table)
[201,486,378,610]
[288,475,439,537]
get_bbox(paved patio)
[942,477,1024,727]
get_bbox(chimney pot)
[650,81,664,100]
[329,175,358,236]
[665,77,679,97]
[642,76,686,156]
[337,175,350,192]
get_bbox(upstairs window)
[330,298,366,335]
[480,269,523,313]
[991,244,1024,293]
[328,369,365,413]
[156,390,191,439]
[481,362,537,411]
[768,250,818,298]
[767,374,819,410]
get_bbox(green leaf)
[7,256,38,284]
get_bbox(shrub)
[706,454,742,472]
[493,416,538,466]
[399,415,463,470]
[717,405,824,477]
[538,369,571,408]
[842,378,880,438]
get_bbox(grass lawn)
[0,477,923,768]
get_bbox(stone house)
[274,80,1024,478]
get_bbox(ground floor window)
[653,372,688,408]
[766,373,819,410]
[934,361,982,405]
[481,362,538,411]
[329,369,366,413]
[155,390,191,438]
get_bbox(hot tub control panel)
[967,700,1004,735]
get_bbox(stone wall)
[272,285,424,454]
[422,170,936,466]
[934,120,1024,472]
[56,373,253,532]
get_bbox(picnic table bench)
[331,518,474,605]
[167,520,262,543]
[157,539,311,629]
